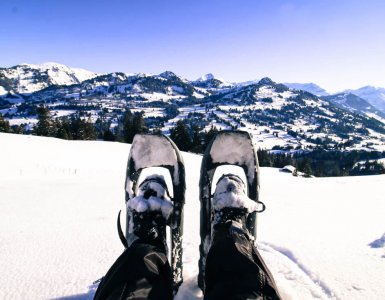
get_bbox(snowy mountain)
[158,70,188,82]
[192,73,233,89]
[1,132,385,299]
[2,62,385,152]
[206,77,385,139]
[196,73,216,82]
[25,70,210,103]
[0,62,97,95]
[322,92,385,120]
[285,82,329,96]
[346,86,385,114]
[165,77,385,151]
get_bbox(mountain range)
[1,62,385,152]
[1,63,384,114]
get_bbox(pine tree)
[190,125,203,153]
[170,120,192,151]
[0,113,10,133]
[257,149,272,167]
[67,115,95,140]
[83,117,96,140]
[123,111,148,143]
[114,110,132,142]
[57,117,73,140]
[301,158,313,177]
[103,129,116,141]
[55,119,69,140]
[122,110,134,143]
[203,125,218,151]
[69,116,82,140]
[132,112,148,136]
[94,117,112,140]
[34,105,56,136]
[11,124,24,134]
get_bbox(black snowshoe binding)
[129,176,171,246]
[212,174,250,229]
[198,131,265,291]
[118,134,186,293]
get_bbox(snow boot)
[126,175,173,250]
[94,175,174,300]
[211,174,257,232]
[204,174,282,300]
[124,133,186,292]
[198,130,264,292]
[209,173,260,251]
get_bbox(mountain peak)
[196,73,215,82]
[159,71,179,80]
[356,85,385,92]
[345,86,385,113]
[258,77,275,85]
[39,62,68,68]
[16,62,68,70]
[285,82,329,96]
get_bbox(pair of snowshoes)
[120,131,265,294]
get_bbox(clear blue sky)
[1,0,385,92]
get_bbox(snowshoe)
[198,130,265,291]
[119,134,186,293]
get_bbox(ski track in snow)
[1,133,385,300]
[258,242,335,300]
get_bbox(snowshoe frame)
[124,133,186,293]
[198,130,263,291]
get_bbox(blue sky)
[1,0,385,92]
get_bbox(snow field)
[0,133,384,299]
[258,169,385,299]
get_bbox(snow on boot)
[205,176,282,300]
[212,174,258,236]
[127,175,173,246]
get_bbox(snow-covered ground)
[0,133,384,300]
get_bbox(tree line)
[0,106,148,142]
[258,148,385,177]
[1,109,384,177]
[1,106,220,152]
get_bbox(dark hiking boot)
[129,175,172,248]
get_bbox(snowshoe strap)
[256,201,266,213]
[215,173,246,187]
[138,176,173,200]
[117,210,128,249]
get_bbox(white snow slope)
[0,133,384,300]
[1,63,97,94]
